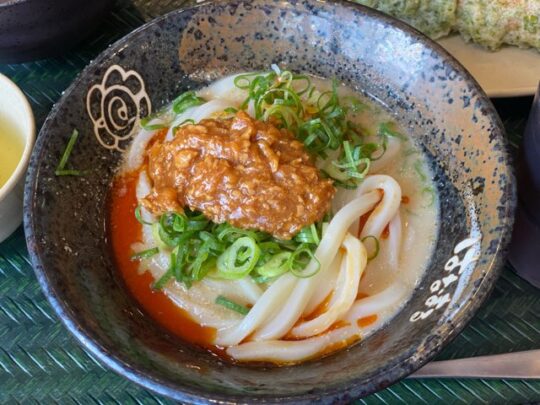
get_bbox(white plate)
[438,35,540,98]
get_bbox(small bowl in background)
[0,73,34,243]
[0,0,111,63]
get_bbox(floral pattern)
[86,65,151,151]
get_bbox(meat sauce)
[142,111,335,240]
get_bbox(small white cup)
[0,73,35,244]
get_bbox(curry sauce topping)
[142,111,335,239]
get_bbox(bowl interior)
[25,0,514,402]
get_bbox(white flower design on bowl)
[86,65,151,151]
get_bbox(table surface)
[1,1,539,403]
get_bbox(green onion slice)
[294,224,320,245]
[288,244,320,278]
[215,237,261,279]
[224,107,238,114]
[361,235,380,261]
[153,269,173,290]
[140,115,168,131]
[215,295,250,315]
[55,129,87,176]
[135,206,153,225]
[55,169,87,176]
[256,252,292,277]
[131,247,159,260]
[378,122,406,140]
[172,91,205,114]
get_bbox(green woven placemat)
[1,1,540,403]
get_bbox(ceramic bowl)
[0,73,34,243]
[24,0,515,402]
[0,0,110,63]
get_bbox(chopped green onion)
[414,160,428,182]
[361,235,380,261]
[233,73,258,89]
[256,252,292,277]
[142,210,324,287]
[158,215,181,247]
[56,129,79,170]
[327,140,371,186]
[291,74,312,95]
[421,186,436,207]
[189,233,222,280]
[135,205,153,225]
[288,244,320,278]
[378,122,406,140]
[250,274,275,284]
[55,129,87,176]
[171,213,187,232]
[294,224,320,245]
[524,15,539,33]
[367,142,386,161]
[153,269,173,290]
[172,91,205,114]
[215,295,250,315]
[215,237,261,279]
[171,119,195,135]
[216,223,263,242]
[131,247,159,260]
[258,241,282,254]
[55,169,87,176]
[170,243,184,281]
[140,115,168,131]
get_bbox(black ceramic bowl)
[0,0,110,63]
[24,0,515,402]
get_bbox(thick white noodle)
[145,251,171,279]
[358,175,402,244]
[195,75,260,118]
[125,128,155,171]
[165,281,241,330]
[369,136,401,173]
[303,251,341,316]
[235,277,264,303]
[214,274,297,346]
[227,324,360,363]
[203,277,263,305]
[136,170,151,199]
[343,283,407,323]
[196,74,248,105]
[252,190,381,341]
[291,234,367,338]
[387,210,402,270]
[135,171,155,241]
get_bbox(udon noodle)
[110,68,439,364]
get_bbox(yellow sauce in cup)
[0,116,24,189]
